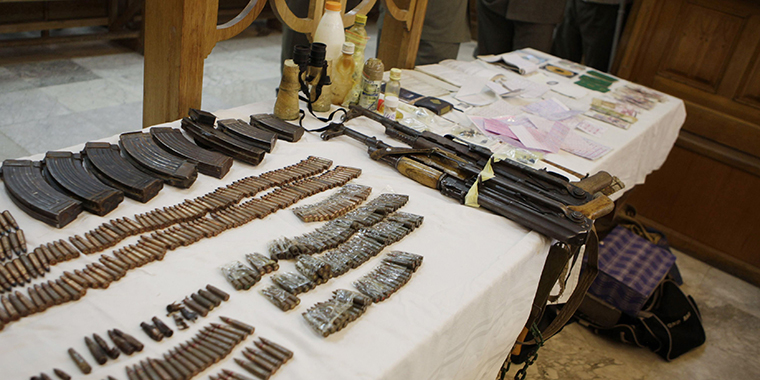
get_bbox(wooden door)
[617,0,760,285]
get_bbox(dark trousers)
[551,0,620,71]
[476,0,556,55]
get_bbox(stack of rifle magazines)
[42,151,124,216]
[81,142,164,203]
[150,127,233,179]
[0,107,307,227]
[181,110,266,166]
[0,160,83,228]
[119,132,199,188]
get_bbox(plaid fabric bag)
[588,225,676,317]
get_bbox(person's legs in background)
[551,0,583,63]
[576,1,618,71]
[511,21,556,53]
[415,40,461,65]
[477,0,514,55]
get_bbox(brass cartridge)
[68,348,92,374]
[53,368,72,380]
[93,333,120,359]
[85,336,108,365]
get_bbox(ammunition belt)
[119,132,199,189]
[291,183,372,222]
[181,117,266,166]
[42,151,124,216]
[124,319,253,379]
[217,119,277,153]
[268,192,409,259]
[150,127,233,179]
[0,160,83,228]
[81,142,164,203]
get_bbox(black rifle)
[321,106,619,246]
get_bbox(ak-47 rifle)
[322,105,622,246]
[320,104,625,355]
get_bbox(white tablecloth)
[0,81,684,379]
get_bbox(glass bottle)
[385,68,402,98]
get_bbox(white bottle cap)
[384,96,399,108]
[342,42,355,55]
[389,68,402,81]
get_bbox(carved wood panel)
[658,1,745,93]
[736,44,760,109]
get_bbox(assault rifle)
[321,105,622,246]
[321,104,624,359]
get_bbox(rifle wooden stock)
[395,157,444,189]
[574,172,613,194]
[568,195,614,220]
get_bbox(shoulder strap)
[517,229,599,345]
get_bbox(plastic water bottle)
[343,14,369,106]
[313,1,345,73]
[331,42,356,105]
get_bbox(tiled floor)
[1,23,758,380]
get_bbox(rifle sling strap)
[517,229,599,346]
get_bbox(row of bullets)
[261,211,424,307]
[0,160,354,332]
[268,193,410,259]
[221,253,279,291]
[227,337,294,380]
[170,284,231,322]
[0,275,88,331]
[320,212,424,277]
[1,157,334,293]
[291,183,372,222]
[302,289,372,337]
[30,368,72,380]
[353,252,423,303]
[0,210,26,261]
[126,316,255,380]
[67,328,145,374]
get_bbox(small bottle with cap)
[385,68,402,99]
[383,95,399,120]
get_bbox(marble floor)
[0,21,475,160]
[2,22,759,380]
[500,248,760,380]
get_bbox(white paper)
[467,99,521,118]
[551,82,588,99]
[502,78,549,98]
[415,64,465,87]
[561,132,613,160]
[456,76,489,97]
[563,116,607,137]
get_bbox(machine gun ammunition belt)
[81,143,164,203]
[150,127,233,179]
[42,152,124,216]
[180,118,265,166]
[119,132,198,189]
[217,119,277,153]
[0,160,83,228]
